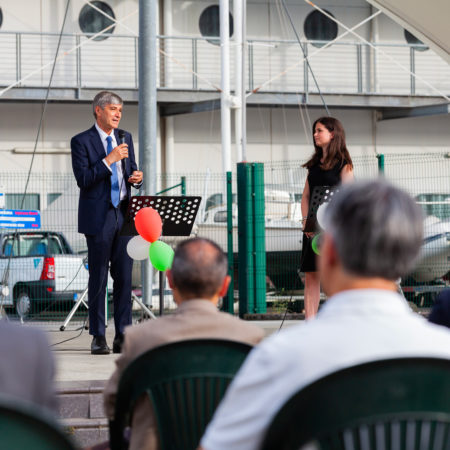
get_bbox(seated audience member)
[429,288,450,328]
[200,180,450,450]
[0,319,57,412]
[104,237,264,450]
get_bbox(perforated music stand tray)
[121,196,202,315]
[303,185,339,233]
[121,196,201,237]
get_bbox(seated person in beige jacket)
[103,237,265,450]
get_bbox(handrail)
[0,30,431,49]
[0,30,434,47]
[0,31,446,98]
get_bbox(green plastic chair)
[110,338,253,450]
[261,357,450,450]
[0,396,76,449]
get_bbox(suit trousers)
[86,201,133,337]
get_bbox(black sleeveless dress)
[300,161,346,272]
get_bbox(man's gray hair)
[323,180,423,280]
[92,91,123,118]
[171,238,228,298]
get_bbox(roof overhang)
[366,0,450,63]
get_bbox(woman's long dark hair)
[303,116,353,171]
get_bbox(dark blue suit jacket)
[429,289,450,329]
[71,125,139,235]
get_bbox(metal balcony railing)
[0,31,449,97]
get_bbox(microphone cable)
[278,268,303,331]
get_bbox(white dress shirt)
[95,123,127,201]
[201,289,450,450]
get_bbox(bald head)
[170,238,228,300]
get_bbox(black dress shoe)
[113,333,124,354]
[91,336,110,355]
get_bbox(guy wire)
[280,0,330,116]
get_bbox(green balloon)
[149,241,174,271]
[311,233,322,256]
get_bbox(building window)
[404,29,428,51]
[0,8,3,28]
[304,9,338,47]
[6,194,40,210]
[78,1,116,41]
[199,5,233,45]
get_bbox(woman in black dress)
[300,117,354,318]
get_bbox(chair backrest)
[261,357,450,450]
[0,396,76,450]
[110,338,253,450]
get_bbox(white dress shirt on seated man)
[200,289,450,450]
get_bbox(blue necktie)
[106,136,120,208]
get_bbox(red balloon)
[135,207,162,243]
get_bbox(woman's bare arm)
[341,164,354,183]
[301,179,314,237]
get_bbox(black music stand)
[122,195,201,315]
[303,185,339,233]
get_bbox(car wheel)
[15,290,32,320]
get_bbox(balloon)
[135,207,162,243]
[149,241,174,271]
[311,233,322,256]
[127,235,151,260]
[316,202,328,230]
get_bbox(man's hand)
[104,143,128,166]
[128,170,143,184]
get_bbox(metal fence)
[1,31,449,96]
[0,152,449,327]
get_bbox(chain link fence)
[0,152,448,326]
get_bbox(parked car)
[0,231,90,318]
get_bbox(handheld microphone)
[118,130,129,185]
[118,130,126,145]
[118,129,128,165]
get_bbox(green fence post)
[252,163,266,313]
[223,171,234,314]
[181,176,186,195]
[377,154,385,175]
[237,162,254,317]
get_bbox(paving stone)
[58,393,90,419]
[63,418,109,448]
[89,392,106,419]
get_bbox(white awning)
[366,0,450,63]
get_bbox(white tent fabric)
[366,0,450,63]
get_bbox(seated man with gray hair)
[200,180,450,450]
[104,237,264,450]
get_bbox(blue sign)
[0,210,41,229]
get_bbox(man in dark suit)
[71,91,143,355]
[429,288,450,329]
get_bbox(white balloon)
[127,235,151,260]
[1,285,9,297]
[316,202,328,230]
